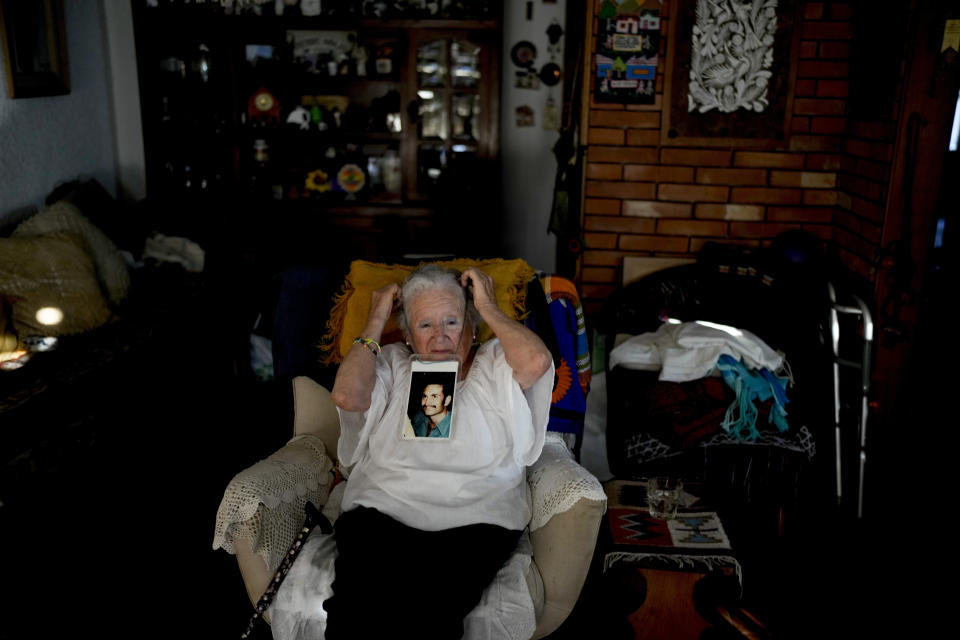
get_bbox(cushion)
[319,258,537,363]
[13,201,130,305]
[0,233,113,336]
[45,179,143,252]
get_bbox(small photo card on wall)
[515,105,535,127]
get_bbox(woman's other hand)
[333,282,400,413]
[461,267,551,389]
[366,282,401,336]
[461,268,497,315]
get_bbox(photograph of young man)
[411,376,453,438]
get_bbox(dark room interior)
[2,1,954,639]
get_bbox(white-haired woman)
[328,264,553,638]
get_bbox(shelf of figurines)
[242,153,406,205]
[244,87,404,136]
[241,124,404,143]
[141,0,501,25]
[236,183,435,220]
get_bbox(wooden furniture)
[131,2,503,262]
[599,480,766,640]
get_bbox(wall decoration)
[0,0,69,99]
[662,0,798,146]
[540,19,564,87]
[542,95,560,131]
[594,0,660,104]
[515,68,541,90]
[546,20,564,45]
[688,0,777,113]
[510,40,537,68]
[539,62,562,86]
[539,17,564,129]
[516,105,535,127]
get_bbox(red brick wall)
[579,1,898,314]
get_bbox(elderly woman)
[327,264,554,639]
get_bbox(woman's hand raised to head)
[333,282,400,413]
[461,267,552,389]
[364,282,401,339]
[461,268,498,316]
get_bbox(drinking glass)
[646,476,683,520]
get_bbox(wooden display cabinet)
[132,1,502,262]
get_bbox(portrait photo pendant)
[403,356,461,440]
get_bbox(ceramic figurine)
[286,105,311,130]
[355,45,368,76]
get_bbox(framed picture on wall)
[661,0,800,147]
[0,0,70,99]
[594,1,661,104]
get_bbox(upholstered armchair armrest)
[213,434,335,611]
[214,376,341,613]
[291,376,341,464]
[527,435,608,639]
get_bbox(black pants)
[323,506,522,640]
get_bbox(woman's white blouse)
[337,339,554,532]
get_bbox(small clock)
[248,87,280,124]
[254,92,274,111]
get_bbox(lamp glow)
[35,307,64,326]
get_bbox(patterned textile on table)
[319,258,535,364]
[602,480,741,589]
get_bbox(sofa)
[0,180,220,506]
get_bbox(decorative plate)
[510,41,537,68]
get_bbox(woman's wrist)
[353,336,382,357]
[360,319,387,342]
[476,302,509,330]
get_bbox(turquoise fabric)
[715,354,790,441]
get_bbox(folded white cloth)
[608,321,782,382]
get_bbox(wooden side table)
[598,480,747,640]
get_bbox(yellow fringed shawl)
[319,258,536,364]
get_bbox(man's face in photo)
[421,383,450,419]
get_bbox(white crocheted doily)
[527,433,607,532]
[213,435,333,573]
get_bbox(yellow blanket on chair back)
[320,258,536,364]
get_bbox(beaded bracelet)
[353,336,382,356]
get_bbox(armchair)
[215,375,607,639]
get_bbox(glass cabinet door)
[407,32,493,201]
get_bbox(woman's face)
[405,287,473,362]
